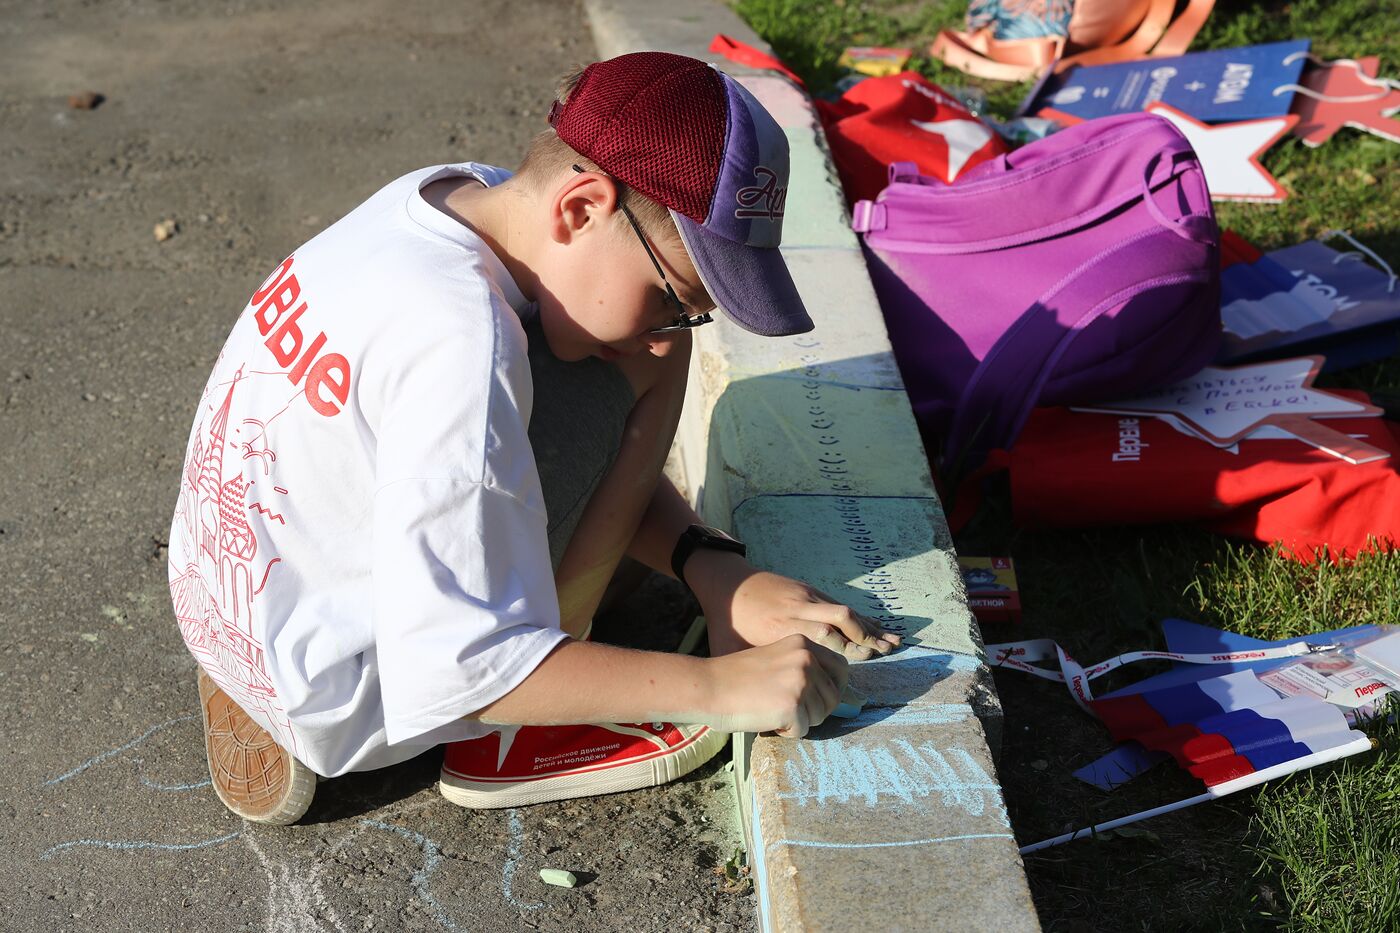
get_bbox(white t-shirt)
[168,162,569,776]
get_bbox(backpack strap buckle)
[851,200,887,233]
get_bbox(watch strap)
[670,524,747,590]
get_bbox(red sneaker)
[439,722,727,808]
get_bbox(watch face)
[673,524,747,586]
[694,524,740,546]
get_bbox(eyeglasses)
[572,165,713,334]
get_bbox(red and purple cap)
[548,51,813,337]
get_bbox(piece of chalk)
[539,868,578,888]
[831,683,868,719]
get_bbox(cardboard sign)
[1220,238,1400,365]
[1073,356,1388,464]
[1146,102,1297,202]
[1025,40,1310,123]
[1287,55,1400,147]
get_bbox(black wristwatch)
[670,524,747,590]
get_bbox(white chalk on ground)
[539,868,578,888]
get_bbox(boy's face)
[532,170,714,363]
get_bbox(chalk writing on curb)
[768,832,1015,852]
[830,703,974,728]
[777,738,1008,824]
[793,339,908,632]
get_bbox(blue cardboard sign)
[1219,239,1400,368]
[1023,40,1311,123]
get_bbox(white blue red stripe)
[1090,671,1361,786]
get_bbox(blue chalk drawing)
[362,813,552,926]
[767,832,1015,852]
[750,790,775,930]
[828,704,974,729]
[360,819,471,931]
[41,830,243,860]
[37,715,230,866]
[778,738,1008,825]
[43,714,200,787]
[137,774,213,791]
[852,648,984,708]
[502,808,545,911]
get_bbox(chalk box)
[958,556,1021,625]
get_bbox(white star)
[908,117,995,180]
[1146,102,1299,202]
[1185,81,1206,91]
[1072,356,1379,446]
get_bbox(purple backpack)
[852,112,1221,467]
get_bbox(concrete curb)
[584,2,1040,929]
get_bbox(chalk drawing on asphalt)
[41,831,244,861]
[503,808,546,911]
[42,714,202,787]
[245,829,348,933]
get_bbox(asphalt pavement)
[0,1,753,929]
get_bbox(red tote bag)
[816,72,1008,204]
[957,393,1400,562]
[707,36,1007,205]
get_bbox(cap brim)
[673,211,813,337]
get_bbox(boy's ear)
[550,170,619,244]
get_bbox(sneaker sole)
[197,668,317,825]
[437,725,728,809]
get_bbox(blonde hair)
[515,68,678,242]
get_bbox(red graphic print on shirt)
[170,363,299,755]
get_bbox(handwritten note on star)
[1146,102,1298,202]
[1072,356,1382,447]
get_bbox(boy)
[170,51,899,825]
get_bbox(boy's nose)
[640,333,684,358]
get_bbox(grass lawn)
[730,0,1400,929]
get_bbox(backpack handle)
[861,129,1209,255]
[888,161,922,185]
[1141,150,1216,245]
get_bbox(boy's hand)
[687,551,902,661]
[703,634,849,738]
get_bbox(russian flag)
[1089,670,1366,787]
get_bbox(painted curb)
[583,2,1040,929]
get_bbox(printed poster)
[1024,40,1311,123]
